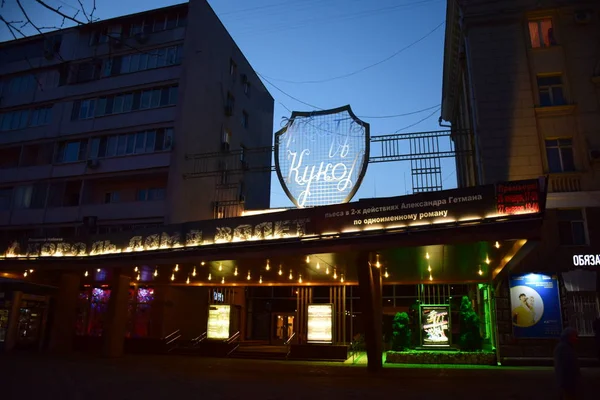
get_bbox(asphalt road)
[1,353,599,400]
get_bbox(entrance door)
[272,313,295,344]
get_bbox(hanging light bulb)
[247,271,251,280]
[278,265,283,275]
[29,269,34,273]
[429,274,433,281]
[221,277,225,284]
[136,273,141,281]
[208,273,212,281]
[259,275,263,284]
[289,270,293,280]
[428,265,432,272]
[298,274,303,283]
[154,268,158,277]
[84,270,88,277]
[305,255,310,263]
[340,274,345,283]
[174,264,179,272]
[201,261,205,266]
[186,276,190,284]
[265,260,270,271]
[316,262,320,270]
[23,270,28,277]
[494,241,500,249]
[375,254,381,268]
[384,269,389,278]
[333,269,338,279]
[134,266,139,272]
[218,263,223,271]
[485,256,491,265]
[426,252,430,260]
[325,266,330,275]
[234,267,238,276]
[171,273,175,281]
[97,268,101,273]
[478,268,483,276]
[192,266,197,277]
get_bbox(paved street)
[1,353,599,400]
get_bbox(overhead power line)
[394,106,441,132]
[261,20,445,84]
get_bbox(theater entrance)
[272,313,295,345]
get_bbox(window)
[72,85,178,120]
[557,209,587,245]
[565,292,599,337]
[104,191,120,204]
[5,74,37,95]
[0,188,12,211]
[528,18,556,48]
[89,128,173,159]
[75,62,102,83]
[226,92,235,115]
[0,147,21,169]
[13,183,47,209]
[29,107,53,127]
[545,139,575,173]
[56,140,87,163]
[0,106,52,132]
[242,111,249,129]
[537,75,566,106]
[136,188,166,201]
[230,59,237,79]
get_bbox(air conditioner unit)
[87,159,100,169]
[574,10,592,24]
[589,149,600,162]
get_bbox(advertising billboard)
[509,273,562,338]
[307,304,333,344]
[420,305,451,347]
[207,304,231,340]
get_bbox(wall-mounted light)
[429,274,433,281]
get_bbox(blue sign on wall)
[509,273,562,338]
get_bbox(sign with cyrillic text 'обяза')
[572,254,600,267]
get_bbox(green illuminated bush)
[458,296,482,351]
[391,312,412,351]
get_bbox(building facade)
[441,0,600,361]
[0,0,274,243]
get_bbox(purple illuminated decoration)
[137,288,155,303]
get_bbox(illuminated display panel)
[307,304,333,343]
[420,305,450,347]
[207,305,231,340]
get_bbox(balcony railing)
[548,173,581,193]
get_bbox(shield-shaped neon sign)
[274,105,370,208]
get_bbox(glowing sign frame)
[274,105,370,208]
[306,303,334,344]
[419,304,451,347]
[207,304,231,340]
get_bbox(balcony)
[548,173,581,193]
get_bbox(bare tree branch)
[35,0,87,26]
[77,0,90,23]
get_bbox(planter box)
[386,350,496,365]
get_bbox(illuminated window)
[557,209,587,246]
[528,18,556,48]
[545,138,574,173]
[537,75,566,107]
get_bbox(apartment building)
[0,0,274,242]
[441,0,600,361]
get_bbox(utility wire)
[258,72,323,110]
[261,20,445,84]
[394,106,441,132]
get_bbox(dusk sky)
[0,0,454,208]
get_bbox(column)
[102,273,130,358]
[4,291,23,352]
[48,274,80,353]
[356,252,383,372]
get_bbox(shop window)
[545,139,575,173]
[537,75,566,107]
[557,209,587,245]
[528,18,556,48]
[88,287,111,336]
[127,287,154,338]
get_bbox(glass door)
[272,314,295,344]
